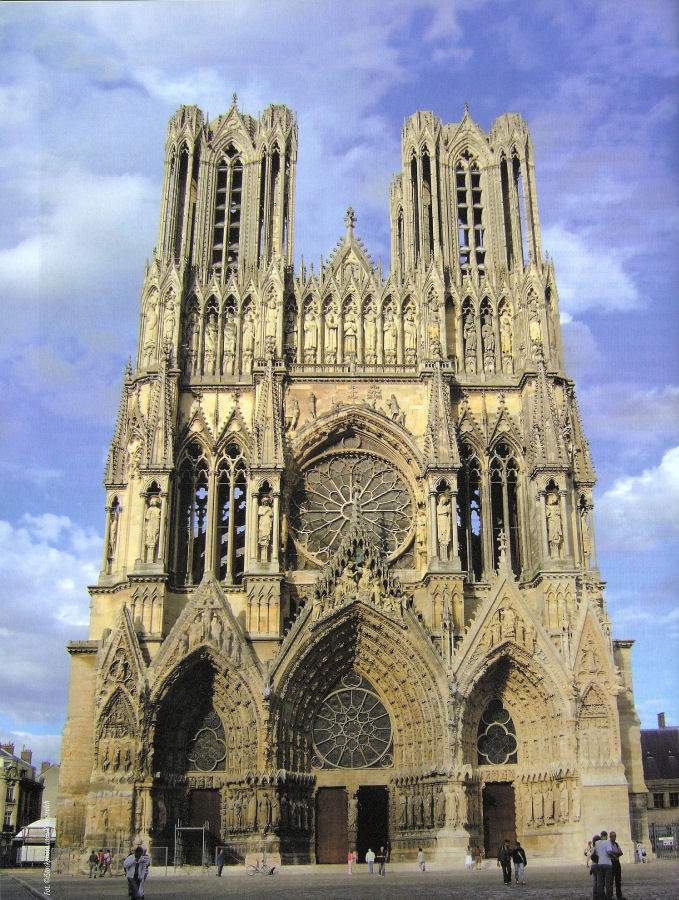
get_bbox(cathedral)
[57,98,649,865]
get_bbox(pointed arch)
[211,143,243,272]
[489,440,522,576]
[173,439,210,586]
[458,442,484,581]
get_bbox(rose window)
[312,673,392,768]
[477,698,518,765]
[187,710,227,772]
[290,452,413,563]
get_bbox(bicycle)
[246,858,276,876]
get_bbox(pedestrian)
[101,848,112,876]
[590,834,601,899]
[585,839,593,868]
[365,846,375,874]
[123,844,151,899]
[216,848,225,876]
[591,830,614,900]
[465,844,473,870]
[88,849,99,878]
[417,846,426,872]
[385,841,391,863]
[512,841,527,885]
[636,842,647,863]
[474,845,483,869]
[497,839,512,885]
[377,845,386,876]
[347,849,354,874]
[609,831,624,900]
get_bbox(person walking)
[216,848,225,876]
[591,831,614,900]
[609,831,624,900]
[365,847,375,874]
[636,842,647,863]
[88,849,99,878]
[417,847,426,872]
[464,844,473,870]
[589,834,601,899]
[585,839,593,868]
[101,848,112,876]
[123,845,151,899]
[512,841,527,885]
[377,845,386,876]
[347,849,354,874]
[497,839,512,885]
[474,844,483,869]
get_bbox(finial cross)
[345,206,356,230]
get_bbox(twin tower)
[57,98,648,867]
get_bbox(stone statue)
[284,306,297,359]
[383,309,397,360]
[348,795,358,832]
[416,501,427,567]
[143,496,162,563]
[398,792,407,828]
[427,300,441,357]
[324,308,339,362]
[529,307,542,344]
[463,309,477,372]
[258,497,274,563]
[500,304,512,357]
[241,309,255,371]
[436,491,453,561]
[265,294,278,342]
[344,308,358,359]
[364,304,377,362]
[271,792,281,828]
[308,392,317,420]
[545,491,563,558]
[303,304,317,362]
[189,614,203,647]
[222,310,236,373]
[247,792,257,830]
[163,298,176,346]
[108,509,119,558]
[481,313,495,373]
[143,299,159,366]
[435,788,446,827]
[559,780,569,821]
[285,396,300,431]
[387,394,405,426]
[404,306,417,362]
[210,611,223,647]
[204,315,217,372]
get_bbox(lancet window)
[396,207,404,275]
[211,144,243,272]
[454,153,485,271]
[457,444,483,581]
[490,442,521,576]
[257,146,281,263]
[175,442,210,586]
[215,443,248,583]
[410,154,420,264]
[172,146,189,260]
[421,150,435,263]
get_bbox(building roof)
[641,726,679,782]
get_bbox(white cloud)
[597,446,679,551]
[544,224,641,315]
[0,514,99,732]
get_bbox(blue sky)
[0,0,677,766]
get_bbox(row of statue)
[521,780,580,826]
[176,609,242,663]
[101,744,134,774]
[138,288,541,375]
[395,785,456,830]
[224,790,311,833]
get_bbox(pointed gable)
[424,364,459,469]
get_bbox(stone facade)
[57,99,648,864]
[1,744,42,865]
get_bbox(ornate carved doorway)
[482,782,516,858]
[316,788,347,863]
[356,786,389,862]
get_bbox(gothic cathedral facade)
[58,100,648,864]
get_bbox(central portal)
[356,786,389,862]
[482,782,516,858]
[316,788,348,863]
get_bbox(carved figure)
[344,308,358,359]
[436,490,453,561]
[383,310,397,360]
[482,313,495,373]
[163,298,176,346]
[241,309,255,371]
[364,304,377,361]
[416,502,427,567]
[108,509,119,558]
[435,788,447,827]
[189,614,204,647]
[398,792,407,828]
[222,310,236,372]
[284,306,297,359]
[265,294,278,342]
[285,396,300,432]
[463,308,477,372]
[387,394,406,426]
[500,304,512,371]
[545,491,564,558]
[258,497,274,563]
[529,306,542,344]
[325,308,339,362]
[204,316,217,372]
[303,304,317,362]
[143,496,162,563]
[404,306,417,361]
[143,299,159,366]
[308,392,317,420]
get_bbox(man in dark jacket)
[497,839,512,885]
[609,831,624,899]
[216,848,225,876]
[512,842,527,884]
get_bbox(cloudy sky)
[0,1,677,766]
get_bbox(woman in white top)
[465,845,473,870]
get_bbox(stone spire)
[423,365,459,470]
[529,352,568,472]
[252,360,284,469]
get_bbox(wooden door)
[316,788,348,864]
[482,782,516,858]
